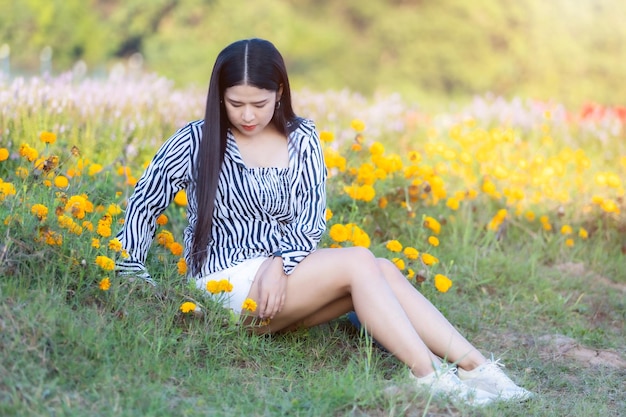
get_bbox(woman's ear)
[276,84,284,102]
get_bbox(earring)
[275,100,281,110]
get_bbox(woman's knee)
[376,257,409,286]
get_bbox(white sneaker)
[410,364,497,407]
[457,358,534,401]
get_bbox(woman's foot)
[457,358,534,401]
[410,364,496,407]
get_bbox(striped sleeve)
[115,122,199,283]
[279,122,327,275]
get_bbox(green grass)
[1,78,625,416]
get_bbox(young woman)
[116,38,533,406]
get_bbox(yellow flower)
[565,238,575,247]
[180,302,197,313]
[174,190,187,206]
[156,214,168,225]
[31,204,49,221]
[108,238,123,252]
[241,298,258,312]
[369,142,385,156]
[578,227,588,239]
[421,253,439,266]
[325,208,333,222]
[446,197,460,211]
[350,226,371,248]
[0,148,9,161]
[392,257,405,270]
[329,224,349,243]
[423,216,441,235]
[54,175,69,188]
[378,197,388,209]
[40,131,57,144]
[95,255,115,271]
[406,268,415,279]
[434,274,453,293]
[107,204,122,216]
[99,277,111,291]
[97,220,112,238]
[386,240,403,252]
[206,280,220,294]
[319,131,334,143]
[169,242,183,257]
[156,230,174,246]
[177,258,187,275]
[403,247,419,260]
[427,236,440,247]
[218,279,233,293]
[19,144,38,161]
[560,225,573,235]
[350,119,365,133]
[91,238,101,249]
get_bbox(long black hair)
[191,38,298,275]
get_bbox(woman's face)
[223,84,282,137]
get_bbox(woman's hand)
[257,257,288,319]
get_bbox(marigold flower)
[99,277,111,291]
[427,236,440,247]
[40,131,57,144]
[383,240,400,253]
[423,216,441,235]
[88,163,103,176]
[241,298,257,312]
[54,175,70,188]
[174,190,187,206]
[107,204,122,216]
[421,253,439,266]
[325,208,333,221]
[31,204,49,221]
[156,230,174,246]
[329,224,349,242]
[92,238,101,249]
[319,131,335,143]
[19,144,38,161]
[169,242,183,256]
[434,274,453,293]
[578,227,588,239]
[177,258,187,275]
[403,247,419,260]
[206,280,220,294]
[369,142,385,156]
[156,214,168,225]
[108,238,123,252]
[0,148,9,161]
[392,257,405,270]
[560,225,573,235]
[95,255,115,271]
[350,119,365,133]
[406,268,415,279]
[180,302,197,313]
[446,197,460,211]
[378,197,388,209]
[565,238,575,247]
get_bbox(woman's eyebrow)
[226,98,270,105]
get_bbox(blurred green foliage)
[1,0,625,107]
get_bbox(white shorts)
[195,257,268,315]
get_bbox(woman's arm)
[277,121,327,275]
[115,121,200,283]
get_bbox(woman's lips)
[242,125,256,131]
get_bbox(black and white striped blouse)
[115,118,327,284]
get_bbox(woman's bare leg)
[374,258,486,371]
[246,247,442,376]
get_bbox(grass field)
[1,73,625,416]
